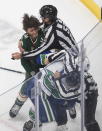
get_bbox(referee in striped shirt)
[21,5,79,59]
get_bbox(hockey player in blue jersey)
[24,51,100,131]
[23,50,80,131]
[22,50,100,131]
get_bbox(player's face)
[27,27,39,38]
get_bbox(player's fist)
[12,52,22,60]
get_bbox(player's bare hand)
[12,52,22,60]
[54,71,61,79]
[44,58,50,65]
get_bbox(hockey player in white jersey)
[22,50,100,131]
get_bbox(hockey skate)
[23,120,42,131]
[9,98,24,118]
[69,106,76,119]
[56,124,68,131]
[9,103,22,118]
[23,120,33,131]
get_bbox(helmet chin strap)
[44,20,53,25]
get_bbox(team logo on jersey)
[23,33,29,39]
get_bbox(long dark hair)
[22,14,41,31]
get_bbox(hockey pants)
[23,77,76,125]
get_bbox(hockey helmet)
[66,70,80,87]
[39,5,57,20]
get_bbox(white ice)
[0,0,102,131]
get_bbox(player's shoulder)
[56,18,63,25]
[21,33,29,40]
[55,18,65,29]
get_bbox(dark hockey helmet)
[66,70,80,87]
[39,5,57,20]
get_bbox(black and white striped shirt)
[22,18,79,58]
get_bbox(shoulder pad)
[57,18,63,23]
[23,33,29,39]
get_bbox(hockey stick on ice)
[0,67,25,74]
